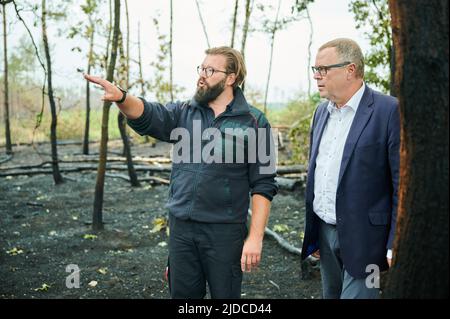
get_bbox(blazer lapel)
[310,106,330,165]
[337,86,374,187]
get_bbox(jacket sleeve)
[126,98,183,143]
[248,115,279,201]
[386,101,400,250]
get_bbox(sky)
[6,0,371,104]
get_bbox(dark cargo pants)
[167,215,247,299]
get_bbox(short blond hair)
[319,38,365,78]
[205,46,247,89]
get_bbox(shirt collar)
[327,82,366,114]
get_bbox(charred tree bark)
[384,0,449,298]
[41,0,63,184]
[93,0,120,231]
[117,112,140,187]
[117,3,140,188]
[83,15,95,155]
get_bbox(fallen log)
[106,173,170,185]
[276,164,307,174]
[0,157,172,171]
[1,162,305,175]
[275,177,303,191]
[0,154,13,165]
[247,209,319,279]
[0,163,172,174]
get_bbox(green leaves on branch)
[349,0,392,93]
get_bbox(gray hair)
[319,38,365,78]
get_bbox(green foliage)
[291,0,315,13]
[67,0,105,72]
[244,85,317,165]
[286,93,319,165]
[349,0,392,93]
[255,0,311,34]
[6,36,37,84]
[147,17,184,104]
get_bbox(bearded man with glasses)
[83,46,278,299]
[301,38,400,299]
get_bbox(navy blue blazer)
[301,86,400,279]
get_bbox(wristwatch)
[115,85,128,104]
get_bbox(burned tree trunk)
[93,0,120,231]
[41,0,63,184]
[83,15,95,155]
[384,0,449,298]
[117,23,139,188]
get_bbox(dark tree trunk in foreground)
[42,0,63,184]
[384,0,449,298]
[93,0,120,231]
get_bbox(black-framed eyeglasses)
[197,65,230,78]
[311,61,352,77]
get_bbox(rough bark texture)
[41,0,63,184]
[384,0,449,298]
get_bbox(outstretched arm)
[84,73,144,119]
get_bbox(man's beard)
[194,78,226,105]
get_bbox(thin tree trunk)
[240,0,253,92]
[83,17,95,155]
[2,3,12,155]
[137,22,150,144]
[240,0,253,57]
[137,22,145,97]
[104,0,112,75]
[230,0,239,48]
[93,0,120,231]
[384,0,448,298]
[263,0,282,115]
[118,112,140,187]
[195,0,210,48]
[125,0,129,88]
[169,0,174,102]
[306,6,313,97]
[41,0,63,185]
[121,0,130,157]
[117,3,139,188]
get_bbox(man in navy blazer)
[301,38,400,299]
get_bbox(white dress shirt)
[313,83,365,225]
